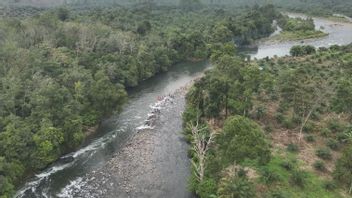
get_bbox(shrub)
[261,168,281,184]
[275,113,285,124]
[217,175,256,198]
[311,111,320,120]
[336,132,348,143]
[292,116,301,125]
[323,180,337,191]
[333,144,352,191]
[290,45,316,56]
[287,143,299,153]
[280,161,294,171]
[304,134,315,142]
[255,106,267,119]
[326,139,339,150]
[313,160,325,171]
[320,128,332,138]
[264,124,274,133]
[283,118,294,129]
[290,170,307,188]
[316,148,332,160]
[196,178,217,198]
[327,119,346,133]
[303,121,315,133]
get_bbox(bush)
[310,111,321,121]
[327,119,346,133]
[287,143,299,153]
[303,121,315,133]
[336,132,348,143]
[217,175,256,198]
[333,144,352,190]
[261,168,281,184]
[290,170,307,188]
[283,118,295,129]
[255,106,267,119]
[275,113,285,124]
[290,45,316,57]
[196,178,217,198]
[313,160,326,171]
[320,128,332,137]
[316,148,332,160]
[326,139,339,150]
[304,134,315,142]
[264,124,274,133]
[280,161,294,171]
[292,116,301,125]
[323,180,337,191]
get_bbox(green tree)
[333,78,352,115]
[218,116,271,165]
[33,119,64,168]
[334,144,352,194]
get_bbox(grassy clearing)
[243,152,345,198]
[270,30,328,41]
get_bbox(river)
[16,14,352,198]
[247,13,352,59]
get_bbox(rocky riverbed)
[60,87,194,198]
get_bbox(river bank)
[15,60,210,198]
[15,10,352,198]
[268,30,328,42]
[58,80,198,198]
[247,13,352,59]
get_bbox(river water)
[247,13,352,59]
[16,14,352,198]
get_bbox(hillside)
[1,0,352,17]
[184,44,352,197]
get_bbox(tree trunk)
[225,94,228,119]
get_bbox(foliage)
[286,144,299,153]
[304,134,315,142]
[315,148,332,160]
[0,4,281,197]
[290,170,308,188]
[313,160,326,172]
[290,45,316,56]
[323,180,337,191]
[218,116,271,165]
[326,139,339,151]
[334,144,352,193]
[185,39,352,197]
[278,16,315,32]
[217,176,255,198]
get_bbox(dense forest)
[0,3,280,197]
[183,42,352,197]
[1,0,352,17]
[1,0,352,197]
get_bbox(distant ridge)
[4,0,66,7]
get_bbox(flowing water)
[247,13,352,59]
[16,14,352,198]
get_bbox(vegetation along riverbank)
[183,43,352,197]
[270,15,328,41]
[0,4,282,197]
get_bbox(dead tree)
[188,116,217,182]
